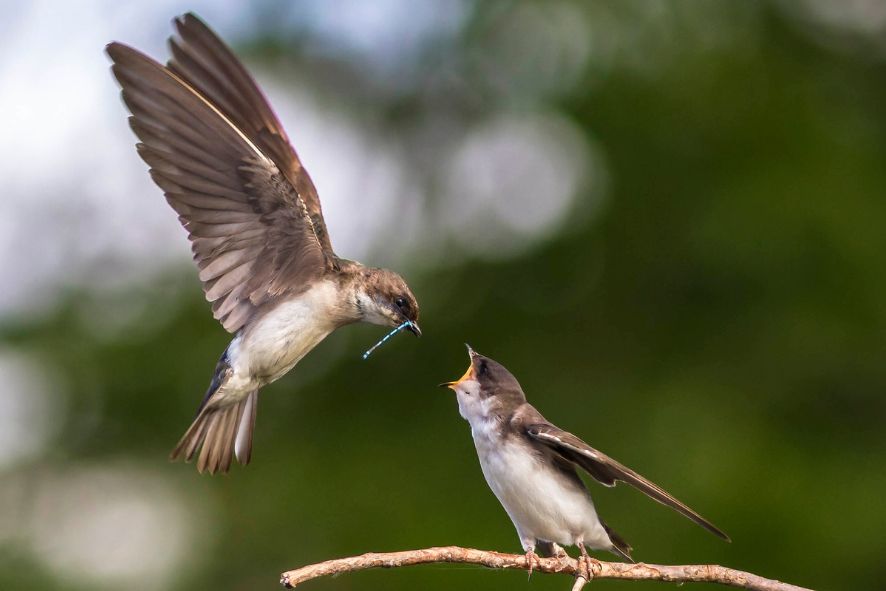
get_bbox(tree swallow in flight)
[106,14,420,474]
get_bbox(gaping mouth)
[405,321,422,337]
[439,345,477,389]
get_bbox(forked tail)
[169,390,259,474]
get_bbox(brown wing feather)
[525,422,730,542]
[107,42,327,333]
[166,13,334,255]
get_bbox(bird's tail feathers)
[603,522,634,563]
[169,390,259,474]
[234,390,258,465]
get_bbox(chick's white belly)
[475,436,610,549]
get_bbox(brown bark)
[280,546,813,591]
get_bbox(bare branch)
[280,546,812,591]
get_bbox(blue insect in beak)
[362,320,416,360]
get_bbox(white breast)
[469,410,611,550]
[235,281,340,383]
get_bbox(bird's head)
[355,267,421,336]
[440,345,525,420]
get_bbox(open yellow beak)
[439,344,479,390]
[439,363,475,390]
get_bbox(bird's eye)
[395,297,407,309]
[478,361,488,375]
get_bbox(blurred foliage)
[4,1,886,590]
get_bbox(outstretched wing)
[108,42,328,333]
[525,421,730,541]
[166,12,334,255]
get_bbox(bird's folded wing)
[166,13,334,255]
[107,42,327,333]
[525,422,730,541]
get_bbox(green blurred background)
[2,1,885,590]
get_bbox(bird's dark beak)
[406,321,422,337]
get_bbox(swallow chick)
[106,13,420,474]
[442,346,728,574]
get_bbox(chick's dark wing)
[525,422,730,541]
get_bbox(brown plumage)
[107,14,420,474]
[444,347,728,562]
[107,39,328,334]
[170,389,258,473]
[520,413,730,542]
[167,13,333,253]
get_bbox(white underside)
[213,281,340,405]
[457,385,612,552]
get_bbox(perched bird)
[106,14,420,474]
[441,346,728,571]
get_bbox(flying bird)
[441,346,728,570]
[106,13,420,474]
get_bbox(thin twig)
[280,546,813,591]
[570,572,589,591]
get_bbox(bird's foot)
[581,554,602,581]
[576,541,601,583]
[524,549,542,580]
